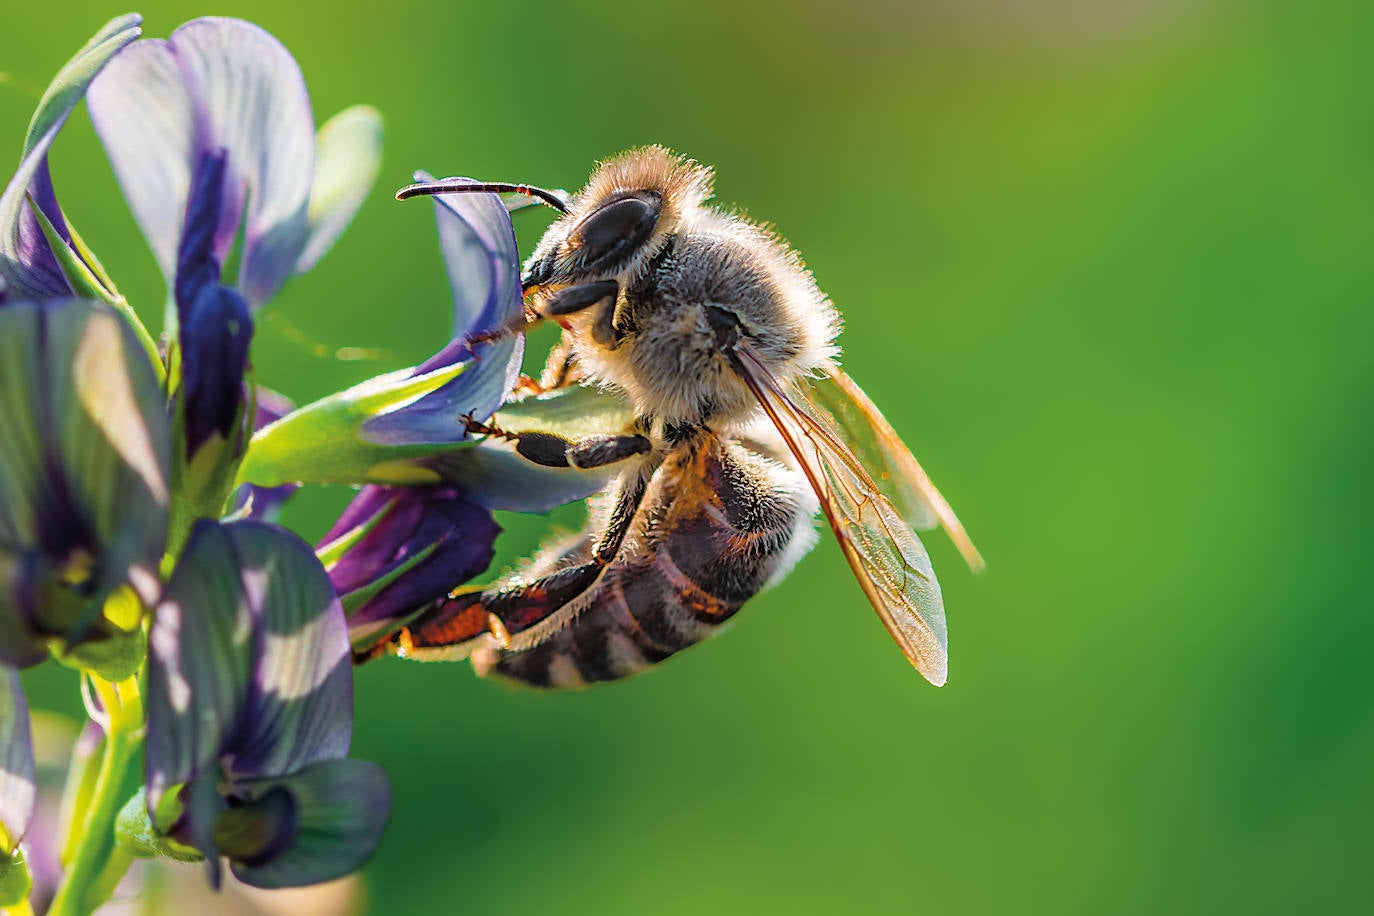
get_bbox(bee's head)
[523,146,713,290]
[394,147,713,293]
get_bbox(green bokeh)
[7,1,1371,912]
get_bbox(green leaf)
[238,360,472,488]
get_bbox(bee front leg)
[462,415,651,470]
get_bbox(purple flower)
[146,520,389,889]
[0,299,169,675]
[318,485,500,651]
[87,15,380,506]
[239,177,524,487]
[88,16,382,311]
[0,15,142,304]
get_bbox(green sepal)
[238,361,471,488]
[30,199,115,302]
[0,848,32,908]
[53,623,145,683]
[30,203,163,382]
[168,387,254,560]
[116,789,204,863]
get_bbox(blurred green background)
[6,0,1372,912]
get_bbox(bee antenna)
[395,180,571,214]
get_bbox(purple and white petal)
[170,18,314,307]
[422,174,523,342]
[0,301,169,647]
[226,759,390,890]
[90,17,316,308]
[88,38,196,286]
[0,668,35,853]
[358,179,524,446]
[146,522,257,814]
[296,106,383,274]
[221,522,353,779]
[0,15,142,300]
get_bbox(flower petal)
[227,759,390,890]
[172,18,314,306]
[88,36,193,287]
[319,486,499,650]
[149,521,353,808]
[296,106,383,274]
[177,148,253,458]
[0,300,169,649]
[146,522,256,813]
[0,669,35,854]
[89,17,315,308]
[0,15,142,300]
[227,522,353,778]
[422,173,523,342]
[237,360,470,488]
[431,383,633,512]
[358,176,525,447]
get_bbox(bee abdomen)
[482,441,813,689]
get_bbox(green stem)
[46,678,142,916]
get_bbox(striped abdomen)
[474,435,817,688]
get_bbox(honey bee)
[384,147,982,688]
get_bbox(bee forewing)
[807,370,985,574]
[731,344,949,686]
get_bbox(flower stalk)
[45,677,142,916]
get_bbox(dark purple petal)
[358,178,524,447]
[226,759,390,890]
[320,487,499,649]
[178,149,253,457]
[0,668,35,853]
[10,158,72,301]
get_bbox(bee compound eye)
[574,191,662,272]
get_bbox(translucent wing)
[806,369,985,573]
[731,344,949,685]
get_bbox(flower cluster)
[0,12,592,912]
